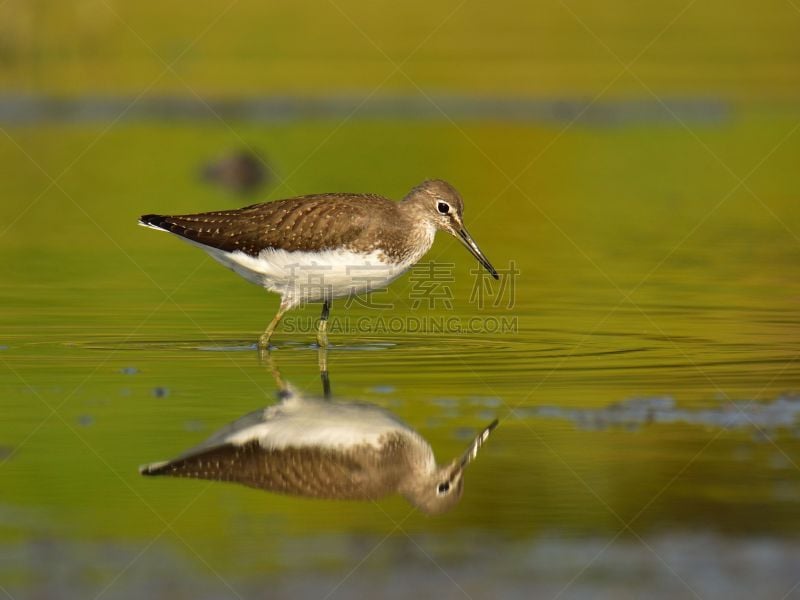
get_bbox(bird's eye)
[437,202,450,215]
[437,482,450,494]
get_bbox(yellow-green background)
[1,1,800,597]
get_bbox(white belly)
[194,243,423,307]
[227,398,419,451]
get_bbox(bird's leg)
[317,345,331,399]
[258,347,293,400]
[316,300,331,348]
[259,301,289,349]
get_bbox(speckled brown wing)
[140,440,392,500]
[140,194,396,257]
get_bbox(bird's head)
[403,419,499,515]
[404,180,499,280]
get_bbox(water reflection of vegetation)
[2,110,800,550]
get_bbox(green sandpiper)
[139,179,498,347]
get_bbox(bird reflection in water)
[140,350,498,515]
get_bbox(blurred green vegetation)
[0,0,798,99]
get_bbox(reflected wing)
[139,194,390,256]
[140,440,382,500]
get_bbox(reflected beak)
[454,419,499,477]
[457,227,499,280]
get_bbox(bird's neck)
[395,434,438,493]
[396,200,437,261]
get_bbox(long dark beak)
[457,227,499,280]
[455,419,499,474]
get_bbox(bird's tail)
[138,214,169,231]
[139,460,170,476]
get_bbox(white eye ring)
[437,482,450,494]
[437,201,450,215]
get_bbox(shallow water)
[2,110,800,598]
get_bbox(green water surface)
[2,110,800,596]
